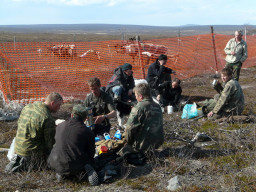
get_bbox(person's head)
[157,54,167,66]
[221,67,233,83]
[45,92,63,113]
[71,104,88,121]
[133,83,151,102]
[122,63,133,76]
[235,30,243,42]
[88,77,101,97]
[172,78,181,89]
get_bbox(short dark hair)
[88,77,101,87]
[122,63,132,71]
[172,78,181,85]
[158,54,167,61]
[221,67,233,77]
[134,83,151,98]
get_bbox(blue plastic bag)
[181,103,198,119]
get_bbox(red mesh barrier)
[0,34,255,104]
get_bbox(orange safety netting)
[0,33,256,104]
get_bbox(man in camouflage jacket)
[224,30,248,81]
[205,68,244,120]
[84,77,116,137]
[5,92,63,173]
[120,83,164,155]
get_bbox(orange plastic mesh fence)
[0,34,255,104]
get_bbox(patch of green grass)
[211,152,253,172]
[64,181,89,191]
[196,121,218,133]
[162,141,185,148]
[225,123,248,130]
[224,174,256,191]
[179,184,216,192]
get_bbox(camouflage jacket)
[212,79,244,114]
[224,38,248,63]
[84,90,115,126]
[15,101,55,157]
[125,98,164,153]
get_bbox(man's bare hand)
[94,115,105,124]
[157,94,161,101]
[231,51,236,56]
[207,111,214,118]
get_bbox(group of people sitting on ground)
[4,30,247,186]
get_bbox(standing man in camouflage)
[84,77,116,138]
[120,83,164,155]
[204,68,244,120]
[5,92,63,173]
[224,30,248,81]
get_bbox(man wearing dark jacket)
[159,78,182,111]
[146,54,176,101]
[106,63,135,102]
[47,104,98,186]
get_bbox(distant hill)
[0,24,253,36]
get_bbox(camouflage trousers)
[225,61,242,81]
[201,94,233,120]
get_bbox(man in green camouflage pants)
[5,92,63,173]
[119,83,164,157]
[204,68,244,120]
[224,30,248,81]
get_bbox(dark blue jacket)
[146,61,173,92]
[47,117,95,175]
[106,66,135,93]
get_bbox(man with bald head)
[224,30,248,81]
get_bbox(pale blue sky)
[1,0,256,26]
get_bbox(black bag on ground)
[116,152,147,166]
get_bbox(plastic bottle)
[95,137,100,142]
[114,130,122,140]
[99,146,108,154]
[104,133,111,140]
[86,107,95,130]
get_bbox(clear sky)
[1,0,256,26]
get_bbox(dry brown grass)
[0,32,256,191]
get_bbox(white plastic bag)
[7,137,15,161]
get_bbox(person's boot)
[84,164,99,186]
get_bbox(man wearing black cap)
[47,104,98,186]
[146,54,176,102]
[106,63,136,102]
